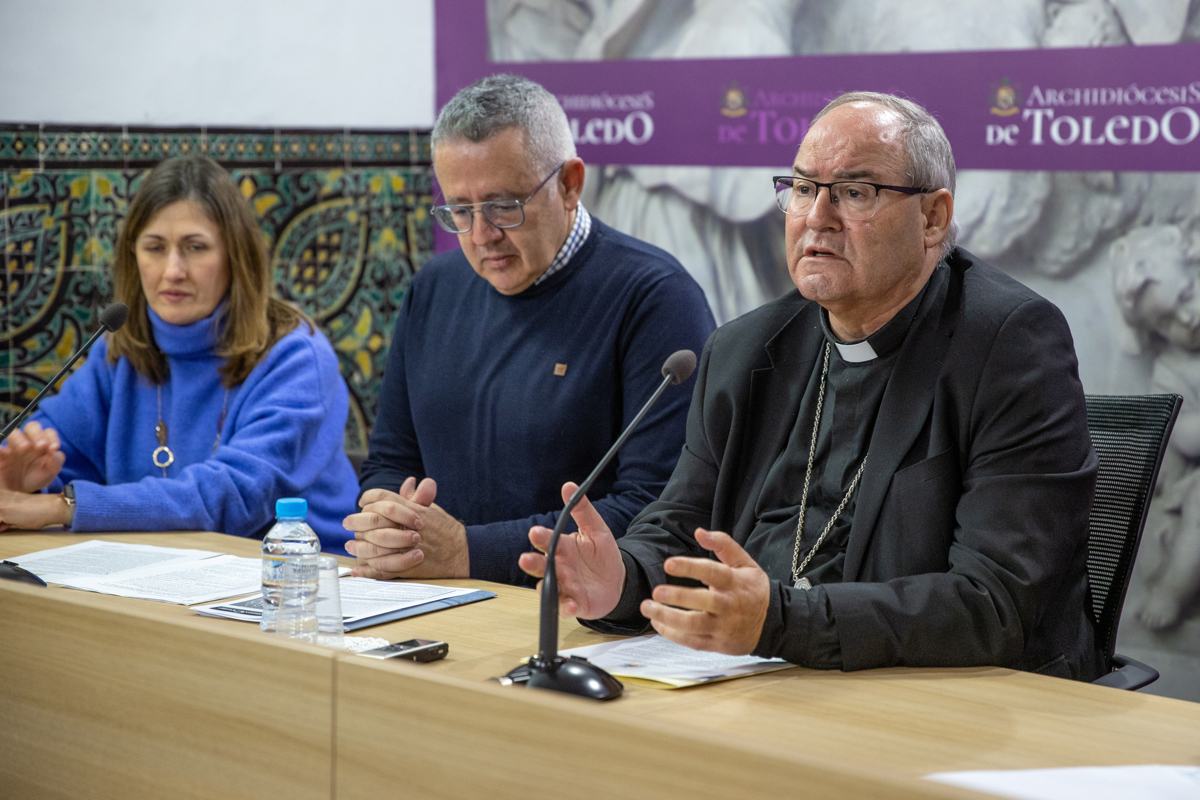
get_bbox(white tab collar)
[833,339,879,363]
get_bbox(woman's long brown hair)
[108,155,309,386]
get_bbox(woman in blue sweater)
[0,156,358,551]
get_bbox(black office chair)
[1084,393,1182,691]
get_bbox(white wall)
[0,0,436,128]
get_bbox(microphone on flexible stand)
[498,349,698,701]
[1,303,129,440]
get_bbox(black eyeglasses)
[432,162,565,234]
[772,176,932,222]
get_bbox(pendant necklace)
[153,386,229,477]
[791,341,868,590]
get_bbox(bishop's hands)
[519,482,626,620]
[344,476,470,579]
[641,528,770,655]
[520,490,770,654]
[0,421,65,493]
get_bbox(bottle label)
[261,555,286,610]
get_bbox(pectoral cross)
[795,577,812,590]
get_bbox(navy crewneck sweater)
[361,217,715,584]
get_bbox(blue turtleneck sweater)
[35,306,359,552]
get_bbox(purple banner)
[436,0,1200,172]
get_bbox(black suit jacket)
[606,248,1104,680]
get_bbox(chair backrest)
[346,450,369,479]
[1083,393,1182,661]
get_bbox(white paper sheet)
[10,539,218,586]
[926,764,1200,799]
[63,554,264,605]
[561,633,791,687]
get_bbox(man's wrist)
[454,521,470,578]
[603,550,643,623]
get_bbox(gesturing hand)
[639,528,769,655]
[0,421,65,493]
[518,482,626,620]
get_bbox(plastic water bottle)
[260,497,319,640]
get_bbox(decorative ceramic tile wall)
[0,125,434,453]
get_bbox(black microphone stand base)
[497,655,623,701]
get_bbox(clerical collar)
[819,262,945,363]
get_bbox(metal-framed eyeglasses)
[772,176,933,222]
[432,162,565,234]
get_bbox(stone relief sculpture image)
[485,0,1200,698]
[1113,225,1200,632]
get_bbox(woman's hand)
[0,489,73,532]
[0,421,65,493]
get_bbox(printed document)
[64,554,263,605]
[10,540,218,587]
[561,634,792,688]
[10,540,259,605]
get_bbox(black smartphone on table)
[358,638,449,662]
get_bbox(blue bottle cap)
[275,497,308,519]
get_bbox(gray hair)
[813,91,958,256]
[432,74,576,174]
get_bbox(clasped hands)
[518,483,770,656]
[343,476,470,579]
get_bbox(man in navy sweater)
[344,74,715,586]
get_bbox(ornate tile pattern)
[1,126,434,453]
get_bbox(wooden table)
[2,531,1198,799]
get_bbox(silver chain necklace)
[791,341,868,590]
[153,386,229,477]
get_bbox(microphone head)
[99,303,129,332]
[661,349,697,385]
